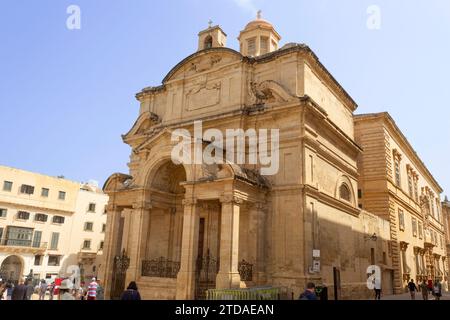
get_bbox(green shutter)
[50,232,59,250]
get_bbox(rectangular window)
[34,255,42,266]
[41,188,49,197]
[17,211,30,220]
[247,37,256,56]
[84,222,93,231]
[414,180,419,202]
[0,208,7,218]
[436,199,440,222]
[370,248,375,265]
[418,222,423,239]
[358,189,362,199]
[0,227,3,242]
[440,236,443,249]
[52,216,65,224]
[260,36,268,54]
[58,191,66,200]
[398,209,405,231]
[102,223,106,233]
[383,252,387,265]
[431,198,435,218]
[20,184,35,195]
[88,203,96,213]
[412,218,417,237]
[82,240,91,250]
[394,160,401,187]
[34,213,48,222]
[50,232,59,250]
[3,181,13,192]
[47,255,60,266]
[408,174,413,198]
[32,230,42,248]
[99,241,104,250]
[6,226,33,246]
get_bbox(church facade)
[99,15,444,299]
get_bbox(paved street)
[381,291,450,300]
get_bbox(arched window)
[339,183,351,202]
[204,36,213,49]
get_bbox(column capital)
[182,198,198,206]
[132,200,152,210]
[219,195,243,205]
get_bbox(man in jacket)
[298,282,318,300]
[11,280,27,300]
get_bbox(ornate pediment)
[247,80,296,105]
[162,48,242,83]
[123,111,162,144]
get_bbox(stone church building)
[99,15,445,299]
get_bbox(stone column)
[125,201,151,284]
[102,205,122,299]
[216,195,242,289]
[255,202,267,285]
[176,198,199,300]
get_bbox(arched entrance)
[0,255,23,284]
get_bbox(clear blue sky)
[0,0,449,197]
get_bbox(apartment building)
[0,165,108,285]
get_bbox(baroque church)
[99,14,446,299]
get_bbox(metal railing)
[141,257,180,278]
[0,239,47,249]
[206,286,283,300]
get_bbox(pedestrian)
[432,280,442,301]
[298,282,318,300]
[59,279,75,300]
[48,282,55,300]
[420,280,428,300]
[374,277,382,300]
[38,279,48,300]
[25,279,34,300]
[407,279,418,300]
[87,277,98,300]
[120,281,141,300]
[5,282,14,300]
[77,281,86,300]
[96,279,104,300]
[11,280,27,300]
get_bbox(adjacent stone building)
[443,196,450,288]
[0,165,108,284]
[100,15,445,300]
[355,113,447,293]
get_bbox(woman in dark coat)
[120,281,141,300]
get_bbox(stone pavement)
[380,291,450,300]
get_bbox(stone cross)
[257,10,262,19]
[208,19,213,28]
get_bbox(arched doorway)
[0,255,23,284]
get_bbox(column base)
[216,272,241,289]
[176,271,196,300]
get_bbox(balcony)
[0,238,47,253]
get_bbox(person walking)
[96,280,104,300]
[374,277,382,300]
[5,282,14,300]
[407,279,418,300]
[38,279,48,300]
[120,281,141,300]
[298,282,318,300]
[59,279,75,300]
[420,280,429,300]
[87,277,98,300]
[11,280,27,300]
[432,280,442,300]
[25,280,34,300]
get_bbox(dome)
[244,18,274,31]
